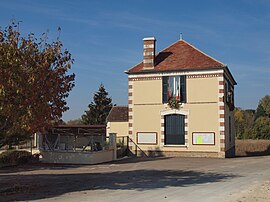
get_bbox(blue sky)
[1,0,270,121]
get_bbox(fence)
[1,134,148,159]
[41,133,107,152]
[116,136,129,158]
[0,137,36,154]
[39,133,117,164]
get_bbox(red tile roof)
[106,106,128,122]
[127,39,225,73]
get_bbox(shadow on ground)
[0,168,238,202]
[0,162,88,174]
[0,157,170,174]
[109,156,171,164]
[245,145,270,156]
[235,149,270,158]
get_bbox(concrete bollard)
[109,133,117,160]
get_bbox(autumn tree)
[81,84,113,125]
[66,118,84,125]
[255,104,266,119]
[0,22,75,147]
[257,95,270,117]
[253,95,270,139]
[234,108,245,139]
[253,117,270,139]
[234,108,255,139]
[235,95,270,140]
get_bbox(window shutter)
[180,75,186,103]
[162,76,168,103]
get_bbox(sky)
[1,0,270,121]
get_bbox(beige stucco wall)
[130,74,223,154]
[133,79,162,104]
[107,122,128,137]
[185,103,220,152]
[133,105,163,132]
[187,77,219,102]
[132,76,219,105]
[132,103,220,152]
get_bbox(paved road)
[0,156,269,202]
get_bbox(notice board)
[137,132,157,144]
[192,132,215,145]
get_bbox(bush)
[0,150,37,166]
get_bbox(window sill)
[163,144,187,147]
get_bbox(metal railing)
[128,137,148,157]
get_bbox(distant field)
[236,139,270,157]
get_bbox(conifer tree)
[82,84,113,125]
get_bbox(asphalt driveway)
[0,155,269,202]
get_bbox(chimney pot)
[143,37,156,70]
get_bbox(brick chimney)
[143,37,156,69]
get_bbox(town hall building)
[107,36,236,158]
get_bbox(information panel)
[137,132,157,144]
[192,132,215,145]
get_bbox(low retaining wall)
[135,150,225,158]
[40,149,115,164]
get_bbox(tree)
[66,118,84,125]
[0,21,75,147]
[235,95,270,140]
[251,95,270,140]
[255,104,266,119]
[258,95,270,117]
[81,84,113,125]
[253,117,270,139]
[234,108,255,139]
[234,108,245,139]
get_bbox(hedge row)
[0,150,39,166]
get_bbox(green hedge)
[0,150,39,166]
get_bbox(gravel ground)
[0,156,269,202]
[231,180,270,202]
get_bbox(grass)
[235,139,270,157]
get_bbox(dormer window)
[162,75,186,103]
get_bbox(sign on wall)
[192,132,215,145]
[137,132,157,144]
